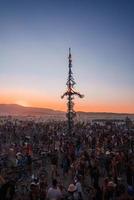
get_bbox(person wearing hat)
[30,181,40,200]
[74,176,85,200]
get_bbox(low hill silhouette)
[0,104,64,116]
[0,104,134,120]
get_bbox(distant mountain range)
[0,104,64,117]
[0,104,134,121]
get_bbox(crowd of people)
[0,117,134,200]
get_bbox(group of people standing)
[0,117,134,199]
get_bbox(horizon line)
[0,103,134,115]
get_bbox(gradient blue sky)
[0,0,134,113]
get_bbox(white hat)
[106,151,110,155]
[9,148,14,151]
[108,181,116,187]
[16,152,22,156]
[30,182,37,186]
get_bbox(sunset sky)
[0,0,134,113]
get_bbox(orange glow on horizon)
[0,90,133,114]
[0,94,133,114]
